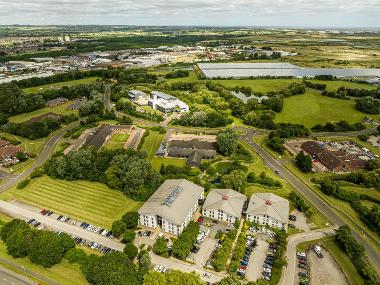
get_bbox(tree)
[5,228,33,258]
[16,151,28,162]
[143,271,167,285]
[111,220,126,238]
[143,270,203,285]
[295,151,313,173]
[216,129,238,156]
[28,231,75,268]
[222,170,246,193]
[85,252,138,285]
[219,275,242,285]
[65,248,87,264]
[153,236,169,257]
[122,211,139,229]
[138,250,151,282]
[122,230,136,243]
[123,243,138,260]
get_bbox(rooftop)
[247,193,289,223]
[138,179,204,225]
[203,188,246,218]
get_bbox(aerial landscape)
[0,1,379,285]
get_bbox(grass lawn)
[23,77,100,94]
[165,71,199,83]
[104,134,129,150]
[0,242,89,285]
[150,157,187,170]
[8,102,77,124]
[274,90,377,128]
[0,176,142,229]
[140,131,165,159]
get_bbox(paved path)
[0,200,124,252]
[239,129,380,272]
[280,227,336,285]
[0,266,34,285]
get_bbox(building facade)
[138,179,204,236]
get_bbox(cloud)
[0,0,379,26]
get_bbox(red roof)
[0,146,23,159]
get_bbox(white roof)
[247,193,289,223]
[203,189,246,218]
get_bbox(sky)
[0,0,380,27]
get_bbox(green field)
[8,102,77,124]
[1,176,142,229]
[150,157,187,170]
[0,242,89,285]
[104,134,129,150]
[274,90,376,128]
[140,131,165,159]
[23,77,100,94]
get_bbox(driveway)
[280,227,336,285]
[245,237,268,282]
[291,210,311,232]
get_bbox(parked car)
[289,215,297,221]
[298,264,307,269]
[288,224,296,228]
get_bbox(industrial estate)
[0,23,379,285]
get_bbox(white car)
[202,272,211,278]
[297,251,306,257]
[263,268,271,273]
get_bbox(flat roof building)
[246,193,289,230]
[202,189,246,223]
[138,179,204,236]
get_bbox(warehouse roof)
[138,179,204,225]
[203,188,246,218]
[247,193,289,223]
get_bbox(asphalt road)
[280,227,336,285]
[0,266,34,285]
[240,129,380,272]
[0,122,79,193]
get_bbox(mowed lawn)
[140,131,165,158]
[274,90,377,128]
[104,134,129,150]
[2,176,142,229]
[23,77,100,94]
[8,102,77,124]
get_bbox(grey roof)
[84,125,112,150]
[168,139,217,150]
[203,189,246,218]
[247,193,289,223]
[151,91,177,101]
[138,179,204,225]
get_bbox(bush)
[65,248,87,264]
[111,220,126,238]
[295,151,313,173]
[16,179,30,189]
[153,237,169,257]
[122,211,139,229]
[172,222,200,260]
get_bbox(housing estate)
[0,145,24,166]
[301,141,368,172]
[202,188,246,223]
[148,91,189,113]
[138,179,204,236]
[246,193,289,230]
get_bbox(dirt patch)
[309,250,348,285]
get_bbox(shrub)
[123,243,138,260]
[122,230,136,243]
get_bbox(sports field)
[1,176,142,229]
[274,90,377,128]
[8,102,77,124]
[23,77,100,94]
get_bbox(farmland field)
[1,176,142,229]
[23,77,100,94]
[274,90,377,128]
[8,102,77,124]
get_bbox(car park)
[297,251,306,257]
[263,268,271,273]
[288,223,296,228]
[289,215,297,221]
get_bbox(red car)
[240,266,247,270]
[197,218,204,223]
[40,209,47,215]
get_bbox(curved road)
[0,266,34,285]
[240,129,380,272]
[0,121,79,193]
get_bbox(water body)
[198,63,380,79]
